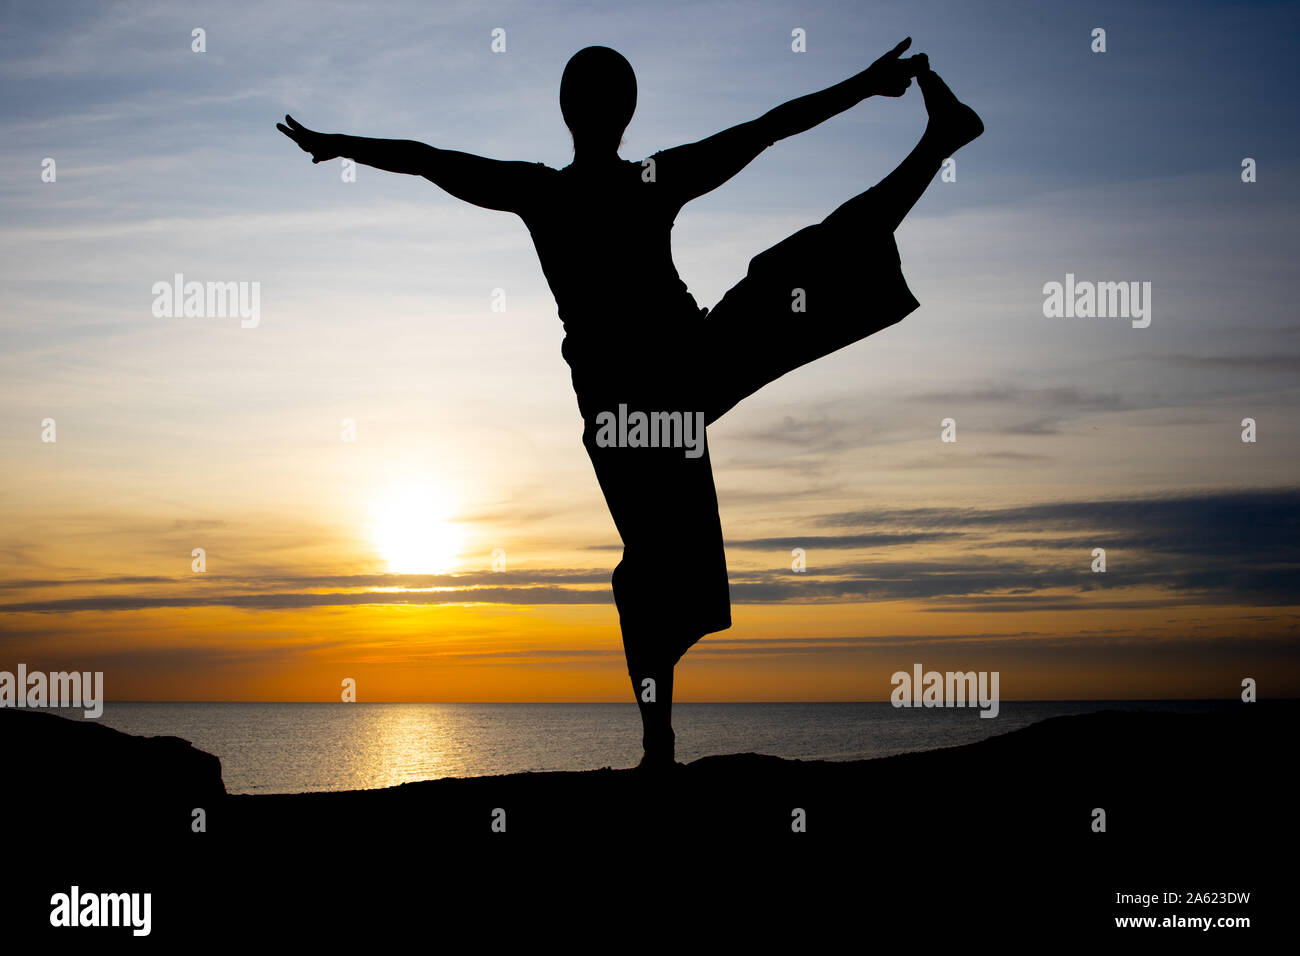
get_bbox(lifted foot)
[917,69,984,153]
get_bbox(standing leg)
[623,620,709,769]
[623,629,677,769]
[587,429,730,771]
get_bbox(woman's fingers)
[870,37,912,75]
[276,121,321,159]
[277,124,307,149]
[278,114,335,163]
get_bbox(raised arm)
[276,115,549,213]
[652,38,919,207]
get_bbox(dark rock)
[2,708,224,840]
[4,703,1290,941]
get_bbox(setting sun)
[369,483,462,573]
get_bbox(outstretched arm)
[654,38,919,206]
[276,115,548,213]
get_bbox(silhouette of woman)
[279,39,982,769]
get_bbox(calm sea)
[55,700,1232,795]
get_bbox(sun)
[369,482,462,574]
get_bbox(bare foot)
[917,69,984,153]
[634,750,682,773]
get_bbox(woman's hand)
[865,38,920,97]
[276,114,341,163]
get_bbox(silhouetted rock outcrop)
[3,708,224,840]
[6,704,1288,941]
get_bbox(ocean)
[55,699,1233,794]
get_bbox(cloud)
[726,532,960,550]
[0,586,613,614]
[4,487,1295,613]
[1155,353,1300,373]
[907,385,1136,412]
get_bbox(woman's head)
[560,46,637,151]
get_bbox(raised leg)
[696,68,982,426]
[825,66,984,236]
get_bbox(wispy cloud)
[4,487,1294,614]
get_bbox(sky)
[1,0,1297,701]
